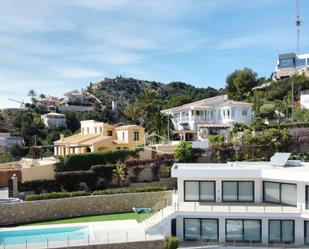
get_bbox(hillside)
[88,76,220,110]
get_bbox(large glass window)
[304,221,309,244]
[269,220,294,243]
[279,58,295,69]
[296,58,306,68]
[222,181,254,202]
[263,181,296,206]
[184,218,218,242]
[184,181,215,202]
[226,219,261,242]
[184,182,199,201]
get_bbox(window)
[184,181,215,202]
[296,58,306,68]
[107,130,113,136]
[94,127,97,134]
[242,109,248,116]
[269,220,294,243]
[122,132,125,141]
[263,181,296,206]
[226,219,261,242]
[133,131,139,141]
[306,186,309,209]
[279,58,295,69]
[222,181,254,202]
[184,218,218,242]
[304,221,309,244]
[196,111,200,116]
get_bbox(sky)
[1,0,309,108]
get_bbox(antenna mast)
[296,0,301,53]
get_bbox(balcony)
[172,201,305,215]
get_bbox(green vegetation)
[56,149,140,172]
[174,141,193,163]
[24,186,167,201]
[164,236,179,249]
[209,134,225,146]
[22,212,155,226]
[25,191,88,201]
[92,186,166,195]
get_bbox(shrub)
[174,141,193,163]
[56,149,140,172]
[55,171,96,191]
[19,180,61,194]
[25,191,88,201]
[92,186,166,196]
[164,236,179,249]
[209,134,225,146]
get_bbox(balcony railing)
[172,201,305,214]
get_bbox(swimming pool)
[0,225,90,246]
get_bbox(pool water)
[0,226,90,246]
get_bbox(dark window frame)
[268,219,295,244]
[304,220,309,244]
[222,181,255,203]
[225,219,262,243]
[184,180,216,202]
[263,181,297,207]
[305,185,309,209]
[183,218,219,242]
[133,131,139,141]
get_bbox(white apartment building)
[301,90,309,109]
[275,53,309,80]
[41,113,67,128]
[148,153,309,246]
[161,95,252,147]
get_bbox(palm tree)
[28,89,37,98]
[124,104,141,124]
[112,163,127,186]
[39,94,46,100]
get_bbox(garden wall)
[0,191,172,226]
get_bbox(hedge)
[19,180,61,194]
[24,186,167,201]
[55,171,96,191]
[25,191,88,201]
[92,186,166,195]
[56,149,140,172]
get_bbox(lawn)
[22,211,156,226]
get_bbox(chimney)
[60,134,65,141]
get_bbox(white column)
[216,180,222,202]
[261,218,268,244]
[218,217,225,243]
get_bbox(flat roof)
[172,161,309,182]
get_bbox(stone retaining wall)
[0,191,172,226]
[56,240,164,249]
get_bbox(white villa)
[143,153,309,246]
[161,95,252,148]
[275,53,309,80]
[41,113,67,128]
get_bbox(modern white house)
[143,153,309,246]
[161,95,252,148]
[41,113,67,128]
[0,133,24,150]
[275,53,309,80]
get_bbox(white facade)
[160,159,309,246]
[0,133,24,149]
[161,95,252,147]
[301,90,309,109]
[41,113,67,128]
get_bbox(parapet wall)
[0,191,172,226]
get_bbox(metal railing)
[172,201,305,214]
